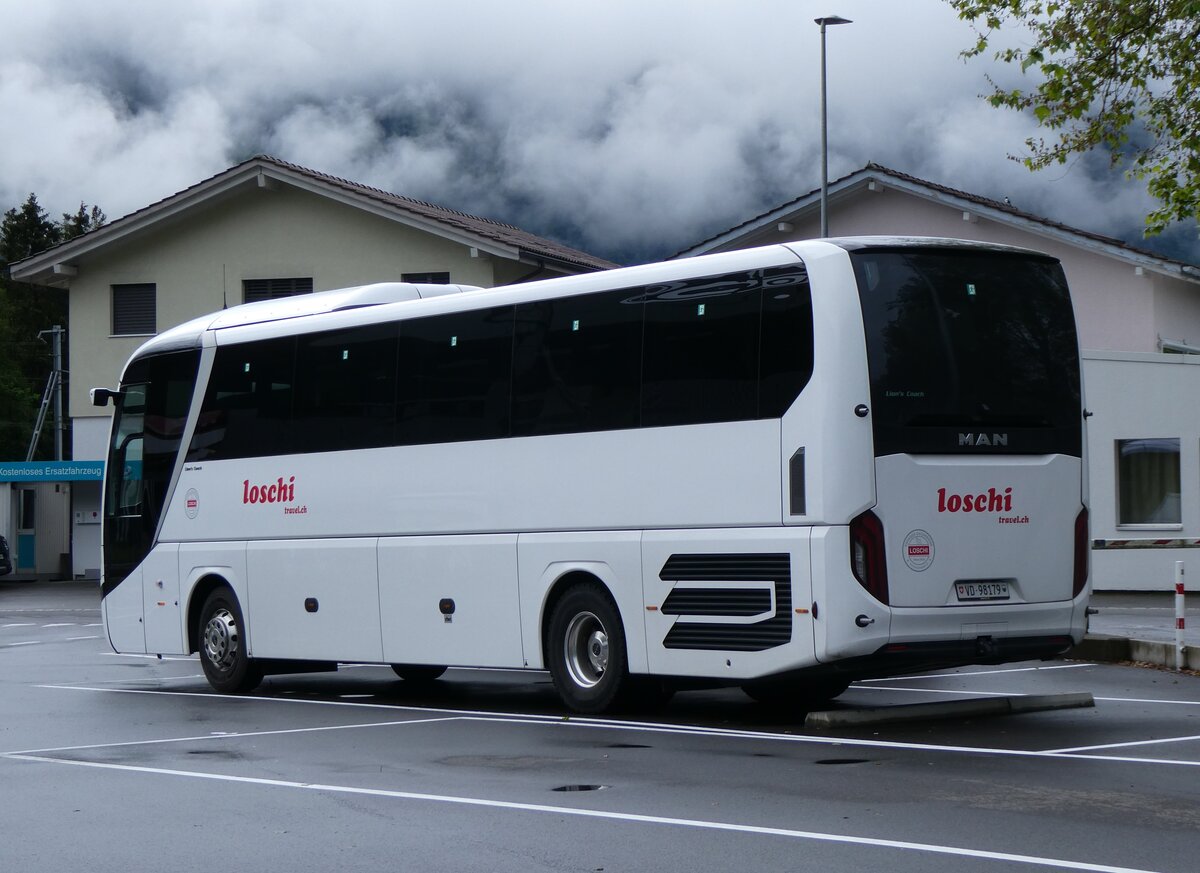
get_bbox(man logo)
[959,433,1009,447]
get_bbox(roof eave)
[8,163,272,285]
[677,165,1200,285]
[7,157,571,284]
[875,173,1200,284]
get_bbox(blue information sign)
[0,461,105,482]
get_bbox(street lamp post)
[815,15,851,238]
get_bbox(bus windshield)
[850,248,1082,457]
[102,349,199,594]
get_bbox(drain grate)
[814,758,871,765]
[552,784,608,792]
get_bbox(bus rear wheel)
[198,587,263,693]
[391,664,447,682]
[547,584,630,714]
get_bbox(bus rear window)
[850,249,1082,457]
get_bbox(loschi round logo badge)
[184,488,200,520]
[902,529,935,572]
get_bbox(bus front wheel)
[547,584,630,714]
[198,587,263,693]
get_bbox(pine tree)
[0,194,105,458]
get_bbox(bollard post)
[1175,561,1186,672]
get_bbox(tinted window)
[188,338,296,460]
[756,266,813,418]
[397,306,514,445]
[512,290,643,436]
[851,249,1081,456]
[292,323,399,452]
[640,271,762,427]
[104,350,199,591]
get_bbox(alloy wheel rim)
[203,607,239,672]
[564,611,608,688]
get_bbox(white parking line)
[100,652,195,662]
[3,752,1164,873]
[861,664,1095,682]
[854,685,1200,707]
[1046,734,1200,754]
[66,636,100,641]
[33,683,1200,768]
[2,623,36,628]
[42,623,76,628]
[2,716,463,757]
[6,641,41,647]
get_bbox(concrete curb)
[805,692,1095,729]
[1067,634,1200,670]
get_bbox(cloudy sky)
[2,0,1196,265]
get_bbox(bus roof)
[134,281,482,356]
[121,236,1057,367]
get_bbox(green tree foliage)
[950,0,1200,235]
[0,193,106,458]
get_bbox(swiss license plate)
[954,580,1011,602]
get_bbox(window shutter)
[243,277,314,303]
[401,272,451,285]
[112,284,157,335]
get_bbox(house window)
[243,277,313,303]
[401,272,451,285]
[1117,438,1181,526]
[112,284,156,335]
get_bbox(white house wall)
[1150,272,1200,351]
[1084,351,1200,591]
[70,417,109,579]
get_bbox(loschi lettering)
[937,486,1013,514]
[242,476,297,506]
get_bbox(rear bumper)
[825,634,1077,680]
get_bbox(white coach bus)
[94,238,1090,712]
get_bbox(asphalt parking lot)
[3,581,1199,873]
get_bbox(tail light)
[850,510,889,604]
[1072,507,1089,598]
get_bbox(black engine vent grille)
[661,588,772,616]
[660,553,792,652]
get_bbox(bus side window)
[512,289,642,436]
[397,305,515,446]
[641,272,761,428]
[292,323,400,453]
[189,338,296,460]
[759,267,814,417]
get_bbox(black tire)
[547,584,631,714]
[198,587,263,693]
[742,677,851,707]
[390,664,448,682]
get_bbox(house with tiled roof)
[678,163,1200,592]
[7,155,615,578]
[676,162,1200,354]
